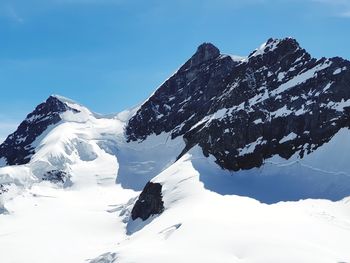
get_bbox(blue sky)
[1,0,350,141]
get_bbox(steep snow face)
[0,94,111,168]
[0,97,142,263]
[92,147,350,263]
[0,94,186,203]
[115,132,185,190]
[0,96,129,200]
[0,96,186,263]
[0,92,188,205]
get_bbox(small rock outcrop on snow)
[131,182,164,221]
[42,170,71,185]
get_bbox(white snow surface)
[279,132,298,143]
[93,147,350,263]
[270,60,332,97]
[1,96,350,263]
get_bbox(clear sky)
[1,0,350,141]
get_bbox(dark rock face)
[131,182,164,221]
[126,42,237,141]
[182,42,220,69]
[126,38,350,171]
[0,96,79,166]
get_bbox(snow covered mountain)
[1,38,350,263]
[127,38,350,171]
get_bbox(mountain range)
[1,38,350,263]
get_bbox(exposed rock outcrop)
[131,182,164,221]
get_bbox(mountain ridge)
[126,37,350,171]
[1,37,350,263]
[2,37,350,174]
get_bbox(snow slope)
[93,146,350,263]
[0,97,139,262]
[1,86,350,262]
[3,36,350,262]
[198,128,350,203]
[0,96,185,263]
[0,183,136,263]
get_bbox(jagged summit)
[193,42,220,63]
[174,37,307,74]
[247,37,311,70]
[249,37,303,57]
[179,42,221,71]
[127,37,350,171]
[50,94,79,105]
[40,95,73,113]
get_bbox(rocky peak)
[25,96,78,122]
[247,37,311,68]
[273,37,301,51]
[195,42,220,62]
[250,38,301,56]
[126,42,235,142]
[0,96,80,166]
[40,96,70,113]
[126,37,350,172]
[179,42,221,72]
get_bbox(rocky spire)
[180,42,220,71]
